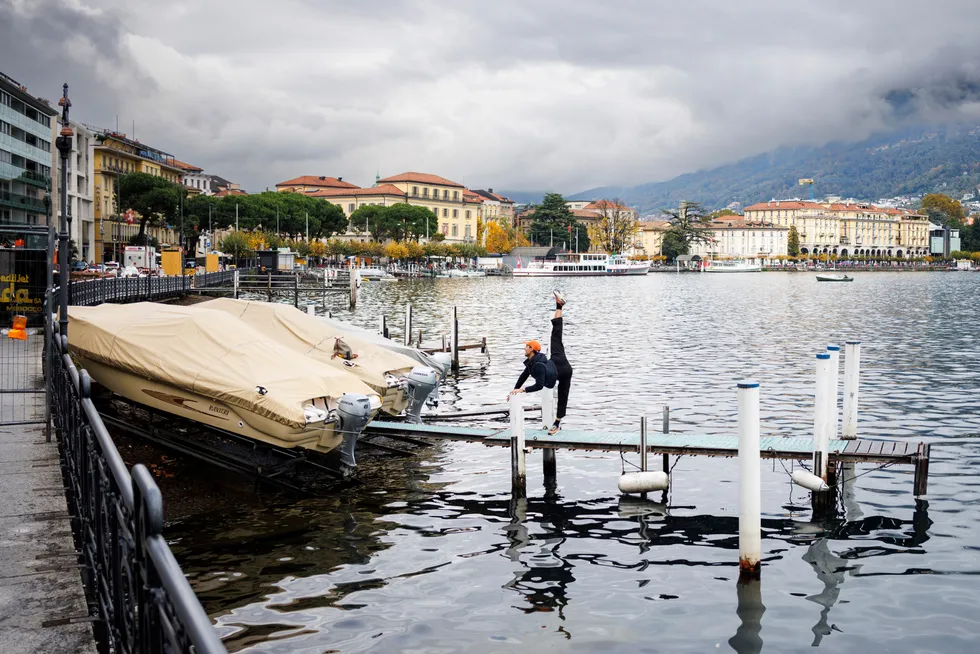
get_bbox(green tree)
[386,203,436,241]
[349,205,390,239]
[661,231,687,261]
[662,201,713,252]
[921,193,966,229]
[117,172,182,245]
[708,208,739,219]
[220,231,251,261]
[528,193,589,250]
[787,225,801,257]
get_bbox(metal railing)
[46,277,231,652]
[67,269,238,307]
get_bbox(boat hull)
[815,274,853,282]
[77,355,343,454]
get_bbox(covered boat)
[67,302,382,467]
[199,298,439,419]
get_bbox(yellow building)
[635,220,670,256]
[743,201,930,258]
[275,175,359,194]
[308,172,483,243]
[93,132,182,263]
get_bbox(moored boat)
[67,302,382,467]
[703,259,762,273]
[513,252,649,276]
[200,298,439,419]
[815,273,853,282]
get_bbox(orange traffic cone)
[7,315,27,340]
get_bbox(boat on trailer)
[512,253,650,276]
[67,302,383,467]
[199,298,439,420]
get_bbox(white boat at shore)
[703,259,761,273]
[513,253,650,277]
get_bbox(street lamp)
[55,83,72,339]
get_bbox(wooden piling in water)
[404,304,413,346]
[510,394,526,498]
[662,406,670,473]
[451,306,459,373]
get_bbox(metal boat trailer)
[95,395,433,495]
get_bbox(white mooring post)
[813,353,832,481]
[233,268,239,299]
[826,344,840,442]
[403,304,413,346]
[842,341,861,440]
[737,379,762,580]
[510,393,527,498]
[541,386,555,429]
[450,306,459,373]
[379,314,387,338]
[306,303,316,316]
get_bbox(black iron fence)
[47,278,229,653]
[67,270,238,307]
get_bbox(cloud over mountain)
[3,0,980,194]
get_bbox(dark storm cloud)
[4,1,980,193]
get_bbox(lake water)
[167,271,980,653]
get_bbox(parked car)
[71,261,89,272]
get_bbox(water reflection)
[729,579,765,654]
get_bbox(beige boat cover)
[200,298,419,396]
[67,303,377,430]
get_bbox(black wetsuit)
[514,317,573,420]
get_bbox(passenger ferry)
[513,253,650,277]
[703,259,761,273]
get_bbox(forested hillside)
[569,124,980,212]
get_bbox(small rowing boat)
[815,273,853,282]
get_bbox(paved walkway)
[0,336,96,653]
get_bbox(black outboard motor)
[404,366,439,423]
[336,393,373,470]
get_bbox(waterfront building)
[306,172,482,243]
[275,175,358,194]
[174,159,207,196]
[0,71,57,234]
[93,131,181,263]
[690,217,789,260]
[207,174,242,196]
[743,200,930,258]
[63,121,96,262]
[471,189,515,222]
[635,220,670,257]
[929,224,960,257]
[378,172,480,243]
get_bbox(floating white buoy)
[618,471,669,494]
[791,470,830,492]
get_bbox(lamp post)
[55,84,72,339]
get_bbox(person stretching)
[508,291,573,435]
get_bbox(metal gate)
[0,228,50,427]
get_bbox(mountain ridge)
[562,124,980,213]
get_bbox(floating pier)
[363,419,924,465]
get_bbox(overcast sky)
[4,0,980,195]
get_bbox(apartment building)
[743,200,930,258]
[0,71,57,239]
[93,131,181,263]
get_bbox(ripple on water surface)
[169,272,980,653]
